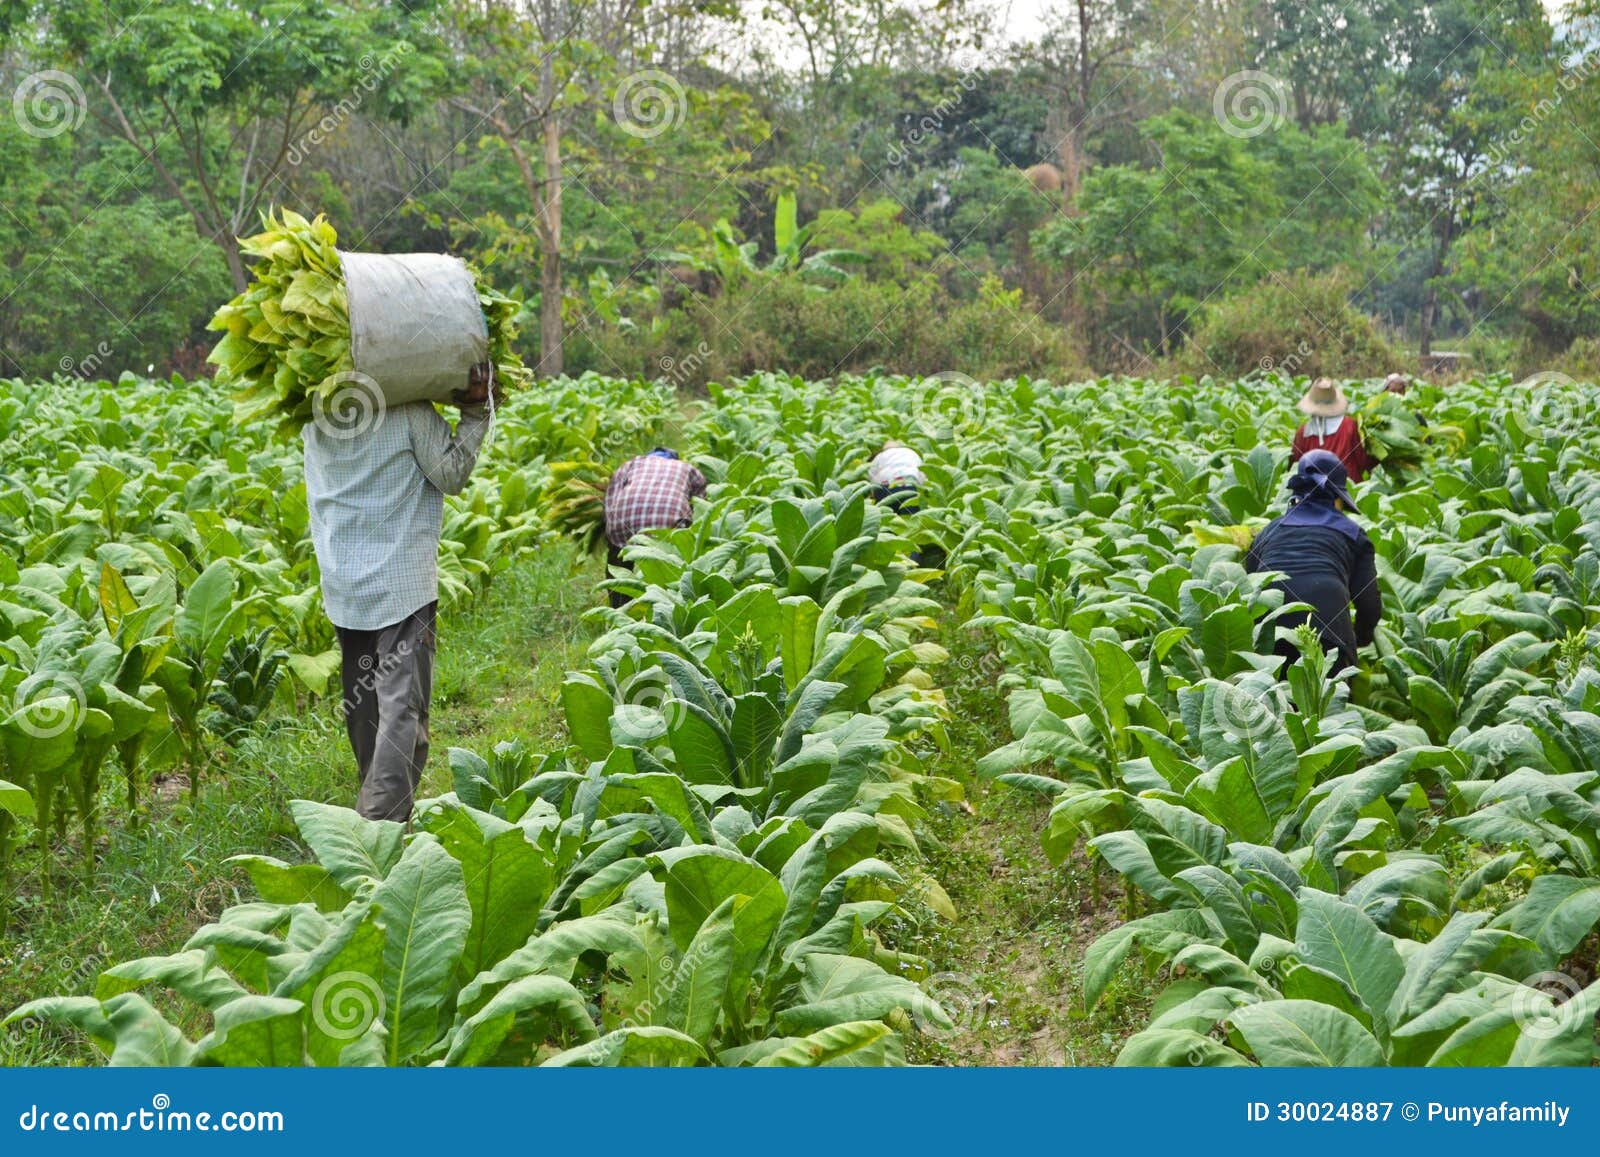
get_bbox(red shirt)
[1292,416,1374,483]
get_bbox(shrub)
[567,273,1089,387]
[1556,336,1600,385]
[1174,271,1399,379]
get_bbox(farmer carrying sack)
[340,251,489,407]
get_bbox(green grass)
[897,612,1154,1066]
[0,543,600,1065]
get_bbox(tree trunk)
[538,116,564,378]
[221,235,249,294]
[1419,216,1454,360]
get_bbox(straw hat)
[1297,378,1349,417]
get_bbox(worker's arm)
[1350,538,1382,646]
[687,465,708,498]
[407,401,490,496]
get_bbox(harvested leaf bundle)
[540,456,613,555]
[1189,520,1265,549]
[207,209,531,430]
[1360,391,1464,470]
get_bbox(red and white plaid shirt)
[604,455,708,546]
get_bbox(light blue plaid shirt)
[303,402,490,631]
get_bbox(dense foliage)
[3,1,1597,381]
[7,367,1600,1067]
[0,372,676,910]
[5,375,962,1066]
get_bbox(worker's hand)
[454,362,498,407]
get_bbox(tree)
[1034,111,1380,355]
[1448,9,1600,355]
[1256,0,1407,133]
[448,0,739,376]
[0,117,225,377]
[44,0,443,292]
[1383,0,1554,355]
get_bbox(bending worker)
[1245,449,1382,676]
[602,448,707,607]
[868,440,925,512]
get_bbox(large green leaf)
[101,993,199,1067]
[775,953,938,1033]
[1116,1027,1252,1067]
[651,845,784,953]
[542,1025,705,1067]
[228,855,352,913]
[196,996,306,1066]
[95,949,249,1010]
[175,559,236,663]
[1293,890,1404,1031]
[444,974,596,1065]
[1504,875,1600,959]
[561,674,615,760]
[754,1020,895,1066]
[273,908,387,1067]
[1228,1000,1385,1066]
[429,805,554,978]
[666,700,737,785]
[372,836,472,1064]
[0,778,35,819]
[289,800,405,888]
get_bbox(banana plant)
[667,191,869,291]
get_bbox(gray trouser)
[336,602,437,822]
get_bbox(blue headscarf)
[647,448,680,461]
[1282,449,1362,541]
